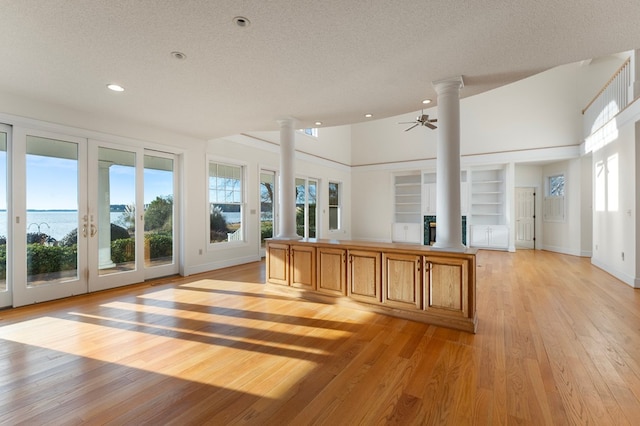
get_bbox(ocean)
[0,210,242,240]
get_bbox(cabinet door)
[266,242,289,285]
[348,249,381,303]
[317,247,346,296]
[291,245,316,290]
[489,225,509,248]
[424,256,469,318]
[424,182,437,214]
[382,252,422,309]
[470,225,489,247]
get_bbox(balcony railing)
[582,57,632,138]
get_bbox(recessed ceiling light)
[364,113,373,118]
[422,99,432,104]
[314,121,323,126]
[233,16,251,27]
[171,51,187,60]
[107,84,125,92]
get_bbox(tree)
[144,195,173,232]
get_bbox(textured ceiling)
[1,0,640,139]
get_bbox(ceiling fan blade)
[398,121,416,124]
[405,123,419,131]
[425,122,437,130]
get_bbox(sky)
[0,152,173,211]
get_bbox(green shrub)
[111,238,135,263]
[26,244,77,276]
[146,233,172,259]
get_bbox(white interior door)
[515,187,536,249]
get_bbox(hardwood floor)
[1,250,639,425]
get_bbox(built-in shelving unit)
[393,173,422,243]
[469,167,508,249]
[470,168,505,225]
[394,173,421,223]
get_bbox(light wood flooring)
[1,249,639,425]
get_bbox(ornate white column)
[98,160,116,268]
[432,76,466,252]
[275,118,301,239]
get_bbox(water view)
[0,210,242,241]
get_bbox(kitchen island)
[266,238,477,333]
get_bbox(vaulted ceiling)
[1,1,639,139]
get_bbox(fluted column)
[275,118,301,239]
[432,76,466,252]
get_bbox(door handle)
[90,224,97,237]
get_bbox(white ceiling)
[1,0,640,140]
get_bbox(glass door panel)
[143,153,175,271]
[260,171,276,252]
[88,142,144,292]
[26,136,80,285]
[97,147,136,275]
[295,177,318,239]
[0,128,9,307]
[308,179,317,238]
[13,129,88,307]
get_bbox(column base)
[431,242,467,253]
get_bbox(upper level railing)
[582,57,631,138]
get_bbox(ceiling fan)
[399,111,437,131]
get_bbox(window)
[209,161,244,244]
[548,174,565,196]
[299,128,318,137]
[543,173,565,222]
[329,181,341,230]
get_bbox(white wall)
[591,114,637,286]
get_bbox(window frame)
[543,172,566,223]
[207,156,247,248]
[328,181,341,232]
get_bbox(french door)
[296,177,318,239]
[11,128,178,307]
[0,125,11,307]
[259,170,277,256]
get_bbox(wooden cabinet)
[382,252,422,310]
[266,242,289,285]
[290,244,315,290]
[348,249,381,303]
[267,243,316,289]
[266,239,477,333]
[317,247,346,296]
[424,256,470,318]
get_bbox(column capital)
[276,117,298,129]
[432,76,465,94]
